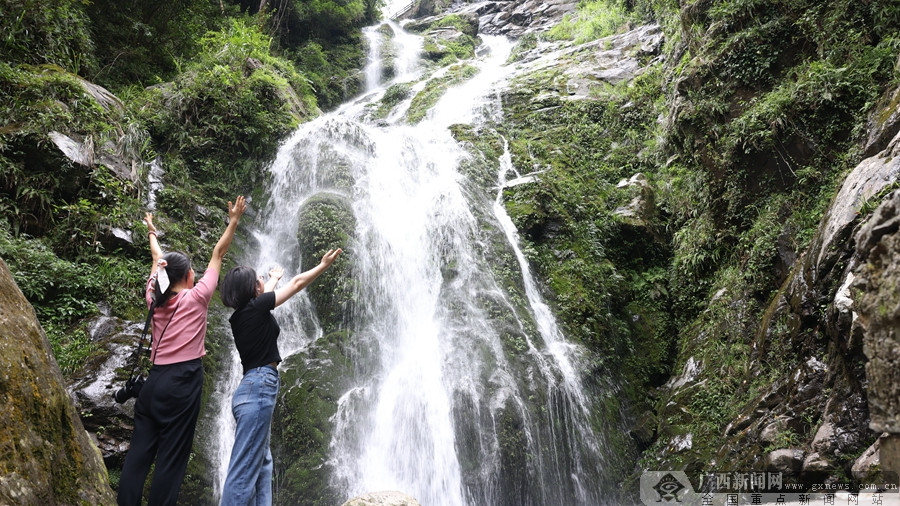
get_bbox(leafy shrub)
[136,19,316,197]
[0,63,147,245]
[84,0,229,90]
[0,225,146,374]
[0,0,97,74]
[547,0,632,43]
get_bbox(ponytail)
[152,251,192,309]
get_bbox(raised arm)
[274,248,342,307]
[145,212,163,276]
[207,196,247,275]
[264,266,284,292]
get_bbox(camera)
[113,375,145,404]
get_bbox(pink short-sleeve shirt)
[145,267,218,365]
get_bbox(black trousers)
[117,358,203,506]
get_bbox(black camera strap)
[127,307,155,380]
[128,297,182,378]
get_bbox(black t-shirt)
[229,291,281,375]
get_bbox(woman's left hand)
[144,212,157,234]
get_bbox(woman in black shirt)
[219,248,341,505]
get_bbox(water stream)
[211,18,623,506]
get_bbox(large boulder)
[504,24,664,101]
[297,192,356,334]
[342,490,423,505]
[271,330,357,506]
[0,257,115,505]
[451,0,577,37]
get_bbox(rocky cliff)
[648,112,900,484]
[0,257,115,505]
[454,0,900,493]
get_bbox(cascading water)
[211,18,626,506]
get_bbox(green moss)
[370,82,411,120]
[406,64,479,124]
[297,193,356,334]
[271,330,354,506]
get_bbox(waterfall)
[210,20,623,506]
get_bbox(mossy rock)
[406,64,479,124]
[370,82,412,120]
[0,257,115,505]
[404,13,479,39]
[422,32,479,64]
[297,192,356,334]
[376,23,398,83]
[271,330,355,506]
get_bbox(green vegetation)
[500,62,673,388]
[134,19,315,200]
[0,225,145,374]
[3,0,900,495]
[406,64,480,123]
[492,0,900,488]
[0,0,97,75]
[0,0,376,381]
[547,0,631,43]
[0,0,371,496]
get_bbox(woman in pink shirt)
[117,196,246,506]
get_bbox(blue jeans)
[221,365,280,506]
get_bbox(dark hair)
[221,265,258,309]
[152,251,192,308]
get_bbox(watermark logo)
[642,471,696,504]
[653,472,687,502]
[640,470,900,505]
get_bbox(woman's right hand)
[269,266,284,280]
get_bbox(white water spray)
[210,21,621,506]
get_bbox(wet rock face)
[0,258,115,505]
[271,331,356,506]
[453,0,577,37]
[648,113,900,483]
[505,24,664,101]
[854,187,900,433]
[66,307,146,468]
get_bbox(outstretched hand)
[144,212,157,234]
[228,196,246,222]
[269,265,284,280]
[320,248,342,268]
